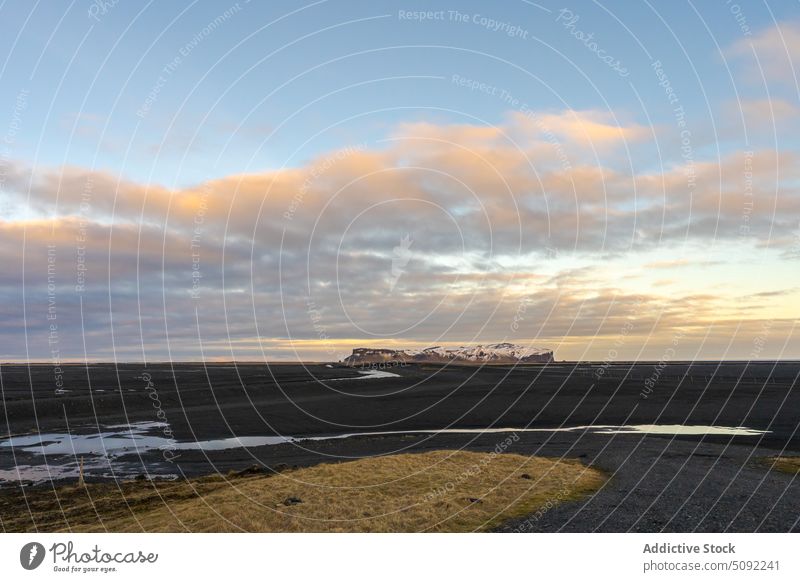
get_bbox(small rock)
[283,496,302,506]
[465,497,483,504]
[234,465,263,477]
[520,473,532,480]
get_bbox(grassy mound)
[768,456,800,475]
[0,451,605,532]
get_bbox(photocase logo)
[20,542,46,570]
[389,234,413,292]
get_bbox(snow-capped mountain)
[342,343,554,365]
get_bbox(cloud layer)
[2,102,797,361]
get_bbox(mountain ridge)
[342,342,554,365]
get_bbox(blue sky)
[2,0,795,185]
[1,1,798,361]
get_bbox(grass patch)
[766,456,800,475]
[0,451,604,532]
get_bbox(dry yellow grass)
[0,451,605,532]
[768,456,800,475]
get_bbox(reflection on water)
[326,369,402,381]
[590,425,768,436]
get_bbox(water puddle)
[326,369,402,381]
[1,423,770,459]
[0,462,179,484]
[1,422,174,457]
[291,424,771,440]
[589,425,768,436]
[0,422,769,485]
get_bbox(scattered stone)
[465,497,483,504]
[520,473,532,480]
[283,496,302,506]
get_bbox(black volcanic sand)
[1,361,799,532]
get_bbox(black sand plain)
[1,361,799,531]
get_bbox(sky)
[0,0,798,362]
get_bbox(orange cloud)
[531,110,649,145]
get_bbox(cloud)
[1,110,798,360]
[727,20,800,87]
[733,98,799,122]
[643,258,694,269]
[529,110,650,145]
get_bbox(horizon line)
[4,359,799,365]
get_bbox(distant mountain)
[342,343,554,365]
